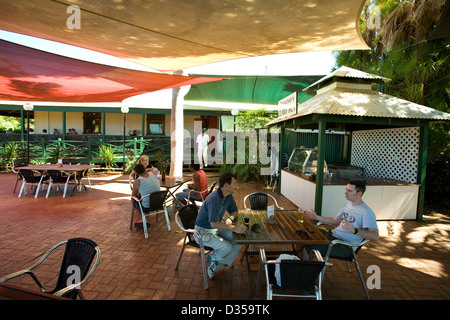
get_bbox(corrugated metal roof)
[303,66,391,91]
[267,86,450,126]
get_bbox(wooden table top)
[19,164,98,172]
[0,282,68,300]
[159,176,191,188]
[233,210,329,246]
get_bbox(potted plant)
[155,149,169,180]
[0,141,18,170]
[98,144,118,172]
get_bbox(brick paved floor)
[0,172,449,301]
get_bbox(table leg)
[240,244,249,261]
[73,179,86,192]
[164,184,187,207]
[255,256,264,297]
[244,252,253,297]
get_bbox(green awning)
[185,75,324,105]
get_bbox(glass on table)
[243,214,250,227]
[297,207,304,223]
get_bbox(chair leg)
[267,284,272,300]
[316,287,322,300]
[46,180,52,198]
[199,249,209,290]
[85,175,91,188]
[63,180,69,198]
[351,254,370,300]
[174,237,187,270]
[163,206,171,231]
[13,177,20,193]
[142,214,149,239]
[129,204,135,229]
[34,176,44,199]
[18,181,26,198]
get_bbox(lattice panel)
[351,127,419,184]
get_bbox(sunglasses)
[295,230,308,240]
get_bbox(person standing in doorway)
[196,128,210,169]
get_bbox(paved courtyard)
[0,171,449,302]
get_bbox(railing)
[0,134,171,165]
[2,130,342,169]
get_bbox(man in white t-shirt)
[301,179,379,259]
[196,128,210,169]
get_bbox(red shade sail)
[0,39,223,103]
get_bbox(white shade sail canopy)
[0,0,369,72]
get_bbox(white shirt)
[332,202,378,245]
[196,133,210,150]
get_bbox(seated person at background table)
[128,155,158,182]
[131,163,161,229]
[175,162,208,206]
[300,179,379,260]
[194,173,247,279]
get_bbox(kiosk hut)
[267,66,450,220]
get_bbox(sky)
[0,29,336,76]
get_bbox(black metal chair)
[174,204,213,290]
[241,192,284,262]
[130,190,171,239]
[187,181,217,207]
[74,164,92,191]
[18,169,49,198]
[317,222,371,299]
[45,170,76,198]
[324,238,371,299]
[243,192,284,210]
[12,163,27,193]
[260,248,328,300]
[0,238,101,300]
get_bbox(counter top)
[282,169,418,186]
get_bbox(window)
[83,112,102,134]
[147,114,165,135]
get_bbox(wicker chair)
[174,204,213,290]
[187,181,217,207]
[0,238,101,300]
[317,222,371,299]
[130,190,171,238]
[260,248,328,300]
[17,169,49,199]
[45,170,76,198]
[243,192,284,210]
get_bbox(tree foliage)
[221,108,277,182]
[235,108,277,131]
[0,115,25,133]
[334,0,449,208]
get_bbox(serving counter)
[280,169,419,220]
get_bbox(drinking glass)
[298,208,304,223]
